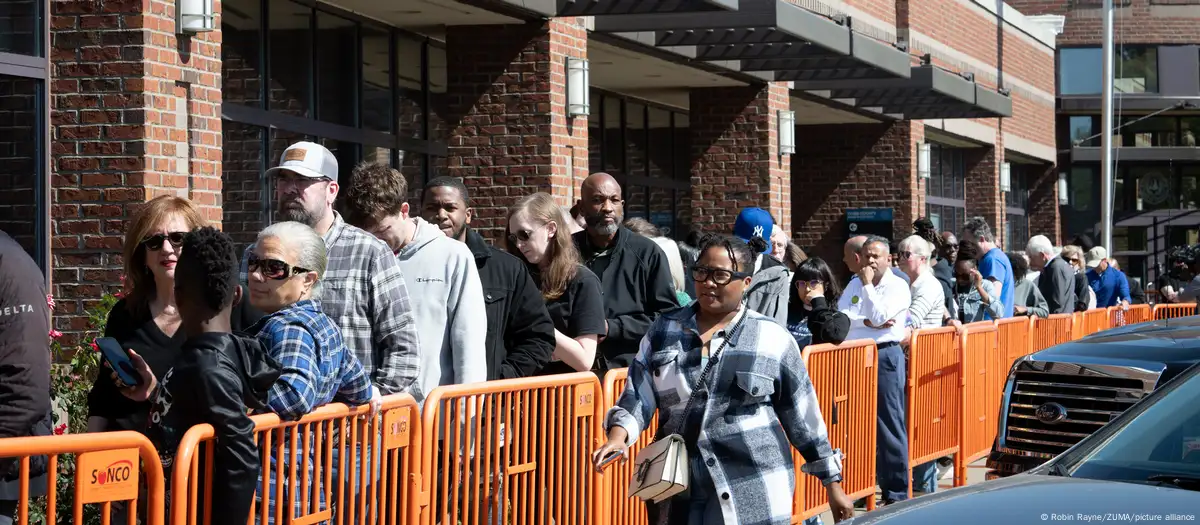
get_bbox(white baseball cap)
[1084,246,1108,269]
[265,141,339,182]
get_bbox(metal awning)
[592,0,911,83]
[793,64,1013,119]
[557,0,737,16]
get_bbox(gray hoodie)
[395,217,488,402]
[745,254,791,326]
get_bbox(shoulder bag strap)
[655,311,748,441]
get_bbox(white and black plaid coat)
[605,305,843,525]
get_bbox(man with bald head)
[843,235,868,279]
[574,173,679,372]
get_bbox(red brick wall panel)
[1011,0,1200,45]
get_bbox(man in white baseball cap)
[1084,246,1130,309]
[242,140,422,397]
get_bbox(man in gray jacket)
[1027,235,1075,315]
[732,207,791,326]
[339,162,487,401]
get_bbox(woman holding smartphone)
[592,234,854,525]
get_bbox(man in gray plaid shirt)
[240,141,422,397]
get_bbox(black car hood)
[844,475,1199,525]
[1032,317,1200,374]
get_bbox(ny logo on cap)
[753,225,764,238]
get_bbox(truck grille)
[1003,369,1149,457]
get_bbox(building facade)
[1012,0,1200,286]
[5,0,1057,342]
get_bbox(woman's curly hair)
[180,226,240,311]
[697,233,756,274]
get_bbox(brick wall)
[688,82,791,235]
[964,143,1005,246]
[435,19,587,242]
[1010,0,1200,45]
[1028,164,1062,244]
[50,0,221,344]
[791,122,920,281]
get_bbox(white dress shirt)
[839,269,912,344]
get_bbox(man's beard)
[585,213,619,237]
[278,200,321,227]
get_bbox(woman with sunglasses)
[245,221,379,525]
[786,257,850,350]
[507,193,606,375]
[594,234,855,525]
[86,196,263,435]
[1061,245,1095,312]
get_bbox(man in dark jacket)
[574,173,678,371]
[421,177,555,379]
[0,230,52,525]
[1027,235,1075,314]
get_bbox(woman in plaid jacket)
[593,234,855,525]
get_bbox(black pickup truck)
[986,315,1200,478]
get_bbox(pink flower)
[48,329,63,339]
[45,294,55,310]
[53,423,67,436]
[114,291,124,299]
[89,341,99,353]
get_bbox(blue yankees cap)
[732,207,773,253]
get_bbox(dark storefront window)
[1005,165,1030,250]
[588,91,690,238]
[1069,115,1097,147]
[925,144,967,236]
[0,0,48,274]
[1059,46,1159,95]
[221,0,443,245]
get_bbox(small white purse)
[627,314,746,504]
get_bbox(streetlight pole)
[1100,0,1115,252]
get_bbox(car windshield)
[1065,365,1200,489]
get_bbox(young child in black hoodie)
[116,226,280,522]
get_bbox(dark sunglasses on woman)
[508,229,536,244]
[141,232,187,251]
[248,255,311,281]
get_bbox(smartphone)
[597,450,625,470]
[95,337,143,387]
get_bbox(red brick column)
[50,0,222,343]
[688,82,791,235]
[1028,164,1062,245]
[435,19,588,241]
[791,122,923,280]
[964,141,1005,247]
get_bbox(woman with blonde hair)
[507,193,607,375]
[1061,245,1095,311]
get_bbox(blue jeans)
[686,455,722,525]
[876,343,911,502]
[911,461,938,494]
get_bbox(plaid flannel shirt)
[241,213,421,397]
[249,299,371,525]
[605,305,843,525]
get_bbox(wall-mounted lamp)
[1000,162,1012,193]
[566,57,590,117]
[917,143,931,179]
[1058,172,1070,205]
[778,110,796,156]
[177,0,216,33]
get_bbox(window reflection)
[1069,116,1096,147]
[221,0,262,108]
[361,24,392,133]
[316,11,356,127]
[428,43,447,143]
[1058,46,1159,95]
[602,97,623,174]
[268,0,311,117]
[222,121,267,249]
[395,36,425,140]
[0,74,44,269]
[0,0,40,56]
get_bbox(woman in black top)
[86,196,262,434]
[506,192,606,375]
[786,257,850,349]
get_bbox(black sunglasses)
[508,229,536,244]
[248,255,312,281]
[691,265,751,286]
[142,232,187,251]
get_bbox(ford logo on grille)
[1035,402,1068,424]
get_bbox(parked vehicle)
[842,360,1200,524]
[987,315,1200,477]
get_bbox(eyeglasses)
[507,224,545,245]
[142,232,187,251]
[691,265,750,285]
[898,251,924,261]
[803,279,822,288]
[248,255,311,281]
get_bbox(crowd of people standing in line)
[0,136,1175,525]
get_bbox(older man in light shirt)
[839,235,912,505]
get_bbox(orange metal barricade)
[995,317,1034,373]
[958,323,1001,486]
[794,340,879,520]
[1121,304,1152,326]
[904,327,962,499]
[0,431,165,525]
[170,396,421,525]
[1075,308,1110,338]
[419,373,602,525]
[1032,314,1073,352]
[599,369,656,525]
[1153,303,1197,320]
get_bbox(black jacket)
[465,229,555,380]
[574,227,679,370]
[1072,270,1090,312]
[1128,273,1147,305]
[932,258,956,317]
[1039,256,1077,315]
[786,297,850,346]
[145,332,279,523]
[0,230,52,498]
